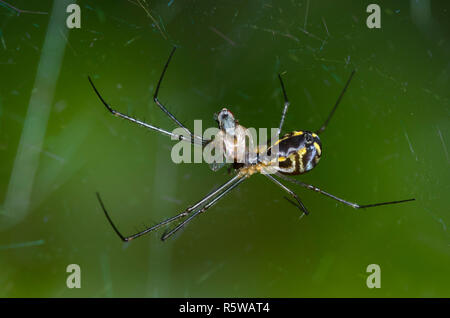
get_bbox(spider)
[88,47,415,241]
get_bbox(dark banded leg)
[277,73,290,136]
[88,48,208,146]
[161,175,247,241]
[153,47,207,145]
[264,174,309,215]
[97,174,244,242]
[88,77,198,143]
[275,172,415,209]
[315,70,356,135]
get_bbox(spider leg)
[97,174,245,242]
[275,172,415,209]
[264,173,309,216]
[277,73,290,136]
[315,70,356,135]
[161,174,247,241]
[153,47,207,145]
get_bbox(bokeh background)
[0,0,449,297]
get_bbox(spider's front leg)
[88,47,209,146]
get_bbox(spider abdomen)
[271,130,322,175]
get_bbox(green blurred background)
[0,0,449,297]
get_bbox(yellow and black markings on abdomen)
[269,130,322,175]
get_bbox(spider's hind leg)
[264,173,309,216]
